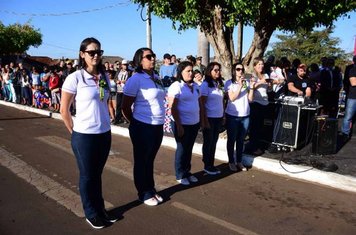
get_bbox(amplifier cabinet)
[272,103,316,150]
[312,118,338,155]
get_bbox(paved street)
[1,104,356,235]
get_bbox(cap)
[121,59,128,65]
[163,53,171,59]
[298,64,307,70]
[196,56,202,60]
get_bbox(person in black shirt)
[341,67,356,139]
[287,63,311,97]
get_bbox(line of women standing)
[61,38,258,230]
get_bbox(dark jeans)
[129,118,163,201]
[202,117,223,168]
[115,92,124,121]
[173,122,200,180]
[226,114,249,163]
[71,130,111,219]
[248,102,268,151]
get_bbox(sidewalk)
[1,100,356,194]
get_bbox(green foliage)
[265,27,351,67]
[0,21,42,55]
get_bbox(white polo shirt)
[200,80,224,118]
[168,81,200,125]
[224,79,250,117]
[123,72,165,125]
[62,69,111,134]
[251,73,269,106]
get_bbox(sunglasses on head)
[84,50,104,57]
[235,67,244,72]
[143,54,156,60]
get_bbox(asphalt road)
[1,105,356,235]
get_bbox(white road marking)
[0,147,113,218]
[172,202,259,235]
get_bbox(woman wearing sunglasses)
[168,61,201,186]
[122,48,165,206]
[60,37,118,229]
[200,62,225,175]
[225,63,255,171]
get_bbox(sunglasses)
[143,54,156,60]
[235,68,244,72]
[84,50,104,57]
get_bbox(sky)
[1,0,356,61]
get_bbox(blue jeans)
[342,98,356,136]
[226,114,249,163]
[173,122,200,180]
[71,130,111,219]
[129,118,163,201]
[202,117,223,168]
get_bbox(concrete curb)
[2,100,356,193]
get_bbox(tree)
[132,0,356,78]
[265,27,351,69]
[0,21,42,55]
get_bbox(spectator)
[168,61,201,186]
[225,62,255,171]
[122,48,165,206]
[193,56,206,74]
[20,69,32,105]
[344,55,356,104]
[60,37,118,229]
[49,66,61,112]
[115,59,131,123]
[200,62,224,175]
[107,70,117,123]
[160,53,177,87]
[341,67,356,140]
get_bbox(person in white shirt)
[60,37,118,229]
[122,48,165,207]
[245,57,272,156]
[168,61,201,186]
[200,62,224,175]
[225,63,255,172]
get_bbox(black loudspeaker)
[312,118,338,155]
[273,104,315,149]
[259,103,276,146]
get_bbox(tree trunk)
[203,6,234,80]
[243,25,275,73]
[197,26,210,67]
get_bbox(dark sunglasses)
[143,54,156,60]
[235,68,244,72]
[84,50,104,57]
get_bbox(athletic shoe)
[229,163,238,172]
[188,175,198,183]
[236,162,247,172]
[154,194,163,203]
[177,178,190,185]
[204,166,221,175]
[144,197,159,206]
[86,216,106,229]
[100,209,119,223]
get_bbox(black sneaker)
[100,209,119,223]
[86,215,106,229]
[204,166,221,175]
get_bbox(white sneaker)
[177,178,190,185]
[154,194,163,203]
[144,197,159,206]
[188,175,198,183]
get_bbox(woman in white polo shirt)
[168,61,201,186]
[122,48,165,206]
[225,63,255,172]
[60,37,118,229]
[200,62,224,175]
